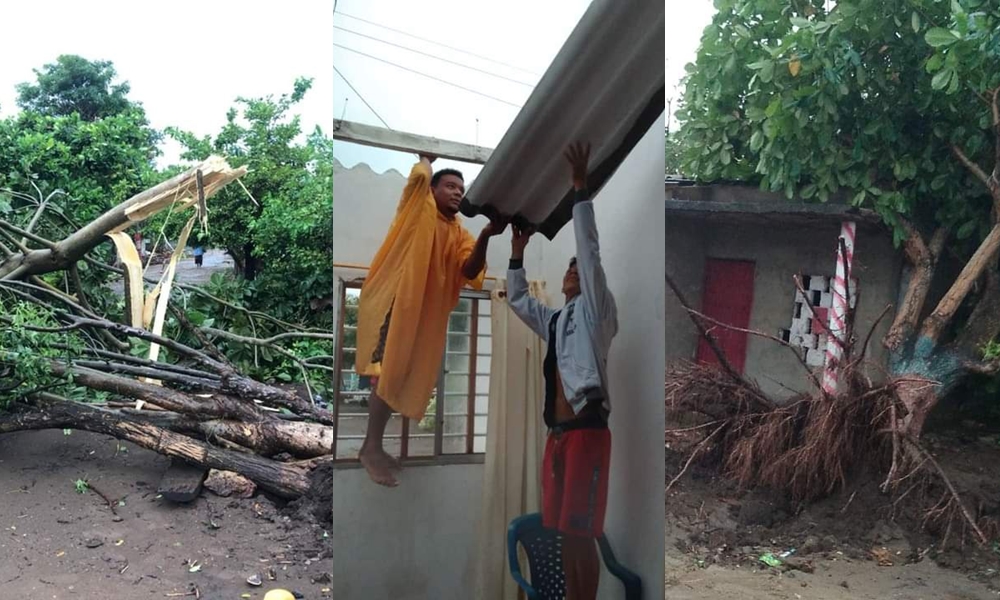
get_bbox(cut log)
[0,398,312,498]
[157,458,208,503]
[126,409,334,458]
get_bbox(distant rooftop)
[665,181,884,228]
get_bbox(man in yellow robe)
[354,154,507,486]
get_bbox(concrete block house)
[664,179,904,400]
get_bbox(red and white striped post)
[822,221,856,395]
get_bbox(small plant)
[74,479,90,494]
[983,340,1000,362]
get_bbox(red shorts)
[541,427,611,538]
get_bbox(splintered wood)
[118,155,247,228]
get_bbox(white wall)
[328,463,483,598]
[330,159,502,600]
[523,118,666,598]
[329,117,666,597]
[332,159,512,280]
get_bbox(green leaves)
[676,0,998,257]
[925,28,959,47]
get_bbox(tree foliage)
[167,78,327,286]
[676,0,998,248]
[15,55,137,122]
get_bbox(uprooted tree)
[0,159,336,511]
[670,0,1000,544]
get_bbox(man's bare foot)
[359,447,399,487]
[382,450,403,471]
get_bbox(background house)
[665,181,903,400]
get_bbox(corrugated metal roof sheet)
[460,0,664,239]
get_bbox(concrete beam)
[331,119,493,165]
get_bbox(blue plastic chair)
[507,513,642,599]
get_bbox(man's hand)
[419,153,438,165]
[511,225,535,260]
[564,141,591,191]
[481,213,510,238]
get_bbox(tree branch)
[200,327,336,346]
[885,223,946,351]
[951,143,991,186]
[0,219,57,250]
[992,87,1000,187]
[682,305,824,393]
[666,270,775,409]
[921,224,1000,344]
[0,395,312,498]
[0,157,245,280]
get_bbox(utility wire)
[333,24,534,88]
[333,63,392,129]
[333,43,522,108]
[335,10,540,77]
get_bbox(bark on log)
[51,363,263,422]
[122,409,334,458]
[0,399,312,498]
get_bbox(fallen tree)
[666,263,997,549]
[0,157,337,511]
[675,0,1000,442]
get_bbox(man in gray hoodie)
[506,141,618,600]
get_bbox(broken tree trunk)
[0,156,246,281]
[0,397,313,498]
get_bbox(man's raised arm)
[566,142,617,327]
[506,226,556,340]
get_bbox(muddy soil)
[0,429,331,599]
[664,429,1000,599]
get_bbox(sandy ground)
[0,429,331,599]
[665,518,1000,599]
[663,441,1000,599]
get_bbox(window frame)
[332,279,491,465]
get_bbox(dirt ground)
[664,429,1000,599]
[0,429,331,599]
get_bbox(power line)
[333,64,392,129]
[335,11,539,78]
[333,43,522,109]
[334,24,534,88]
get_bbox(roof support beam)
[331,119,493,165]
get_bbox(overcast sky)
[0,1,718,176]
[0,0,333,168]
[332,0,719,180]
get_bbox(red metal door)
[695,259,755,373]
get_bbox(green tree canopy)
[16,55,138,122]
[676,0,997,246]
[167,77,318,281]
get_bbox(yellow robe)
[355,160,485,420]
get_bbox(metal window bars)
[333,281,492,461]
